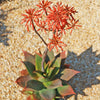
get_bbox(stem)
[31,19,47,46]
[31,19,48,72]
[41,9,48,72]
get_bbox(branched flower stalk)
[21,0,81,72]
[31,19,47,46]
[31,19,48,72]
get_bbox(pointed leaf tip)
[35,52,42,57]
[22,61,35,77]
[22,50,35,65]
[20,69,29,76]
[22,50,30,58]
[21,61,24,63]
[57,85,76,97]
[22,50,27,54]
[16,75,32,87]
[60,51,66,59]
[61,69,80,81]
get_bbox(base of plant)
[16,50,80,100]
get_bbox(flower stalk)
[31,19,47,46]
[21,0,81,72]
[31,19,48,72]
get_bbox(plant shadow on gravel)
[0,8,13,46]
[0,21,11,46]
[65,46,100,100]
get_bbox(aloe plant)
[15,1,81,99]
[16,50,80,100]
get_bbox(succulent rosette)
[16,50,80,100]
[16,0,81,100]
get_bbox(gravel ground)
[0,0,100,100]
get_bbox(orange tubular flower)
[37,0,52,15]
[37,21,47,34]
[66,19,82,34]
[46,2,70,35]
[65,5,77,22]
[46,2,80,35]
[48,34,67,52]
[21,8,41,32]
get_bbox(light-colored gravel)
[0,0,100,100]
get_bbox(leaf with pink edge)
[57,85,76,97]
[60,51,67,59]
[26,80,46,91]
[52,57,61,68]
[22,61,35,77]
[43,79,62,89]
[49,67,59,80]
[39,89,56,100]
[16,75,32,87]
[61,69,80,81]
[35,54,42,71]
[23,50,35,65]
[21,88,33,95]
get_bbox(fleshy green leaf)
[22,61,35,77]
[33,71,45,82]
[26,80,46,91]
[39,89,56,100]
[16,75,32,87]
[23,50,35,65]
[35,54,42,71]
[57,85,76,97]
[44,60,51,71]
[21,88,33,95]
[52,57,61,68]
[34,91,43,100]
[47,57,61,79]
[43,79,62,89]
[47,50,55,61]
[49,67,59,80]
[44,62,50,76]
[61,69,80,81]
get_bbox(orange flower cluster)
[48,34,67,52]
[21,9,42,32]
[36,0,52,15]
[21,0,81,52]
[46,2,81,35]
